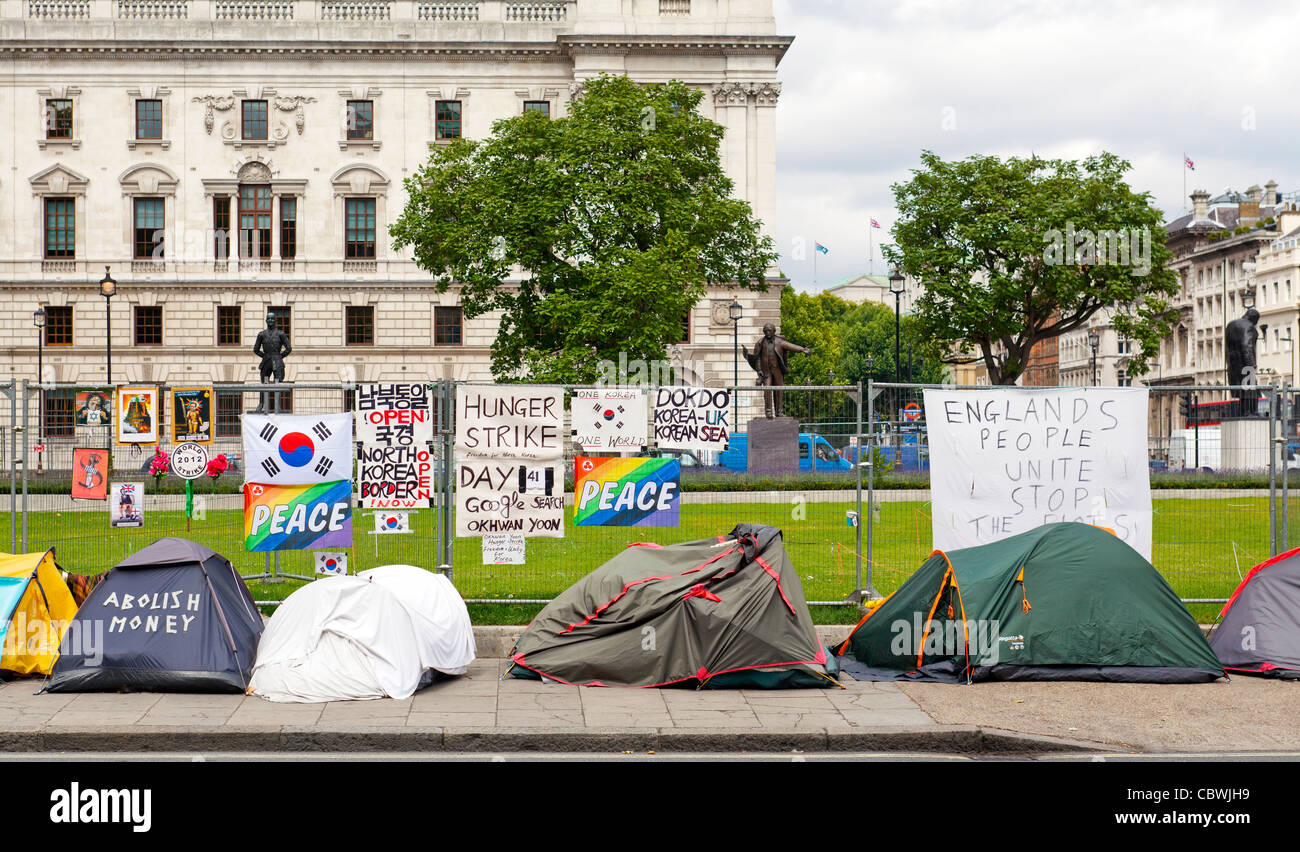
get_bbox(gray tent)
[1210,546,1300,679]
[508,524,838,688]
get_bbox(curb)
[0,724,1116,755]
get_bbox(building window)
[133,198,165,259]
[217,306,241,346]
[347,100,373,140]
[45,99,73,139]
[242,100,268,140]
[268,305,291,340]
[523,100,550,118]
[345,198,376,259]
[133,305,163,346]
[214,197,231,260]
[435,100,461,140]
[239,185,272,259]
[1117,336,1132,355]
[44,198,75,258]
[45,305,73,346]
[435,306,463,346]
[280,197,297,259]
[680,311,691,344]
[135,99,162,140]
[215,389,243,438]
[346,306,375,346]
[344,388,356,412]
[44,389,75,438]
[1117,369,1131,388]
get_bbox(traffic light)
[1179,393,1193,422]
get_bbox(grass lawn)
[14,495,1277,624]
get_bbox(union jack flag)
[1184,155,1195,171]
[119,484,136,495]
[870,218,881,229]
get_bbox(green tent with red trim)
[508,524,838,689]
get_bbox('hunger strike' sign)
[456,386,564,460]
[922,387,1152,560]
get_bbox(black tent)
[46,538,263,693]
[1210,546,1300,679]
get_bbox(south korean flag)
[315,552,348,576]
[242,412,353,485]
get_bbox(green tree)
[886,150,1178,385]
[391,75,778,383]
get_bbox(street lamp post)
[100,267,117,385]
[889,266,905,428]
[1088,329,1100,387]
[33,307,45,475]
[728,297,742,432]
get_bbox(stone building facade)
[1,0,792,436]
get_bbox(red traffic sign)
[903,402,922,422]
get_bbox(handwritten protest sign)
[456,385,564,461]
[358,444,433,509]
[572,388,648,451]
[923,388,1152,560]
[457,459,564,538]
[652,386,731,452]
[355,383,432,446]
[482,534,526,565]
[575,457,680,527]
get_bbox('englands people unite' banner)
[574,457,681,527]
[923,387,1152,560]
[243,480,353,552]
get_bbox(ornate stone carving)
[712,81,749,106]
[568,81,586,100]
[753,81,781,105]
[193,95,235,134]
[274,95,316,135]
[237,161,273,183]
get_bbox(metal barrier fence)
[863,381,1296,606]
[2,380,867,606]
[9,376,1287,608]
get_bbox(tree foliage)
[391,74,778,383]
[886,150,1179,385]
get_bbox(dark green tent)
[836,523,1223,684]
[509,524,838,688]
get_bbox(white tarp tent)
[248,565,476,703]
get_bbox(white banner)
[456,459,564,538]
[242,413,353,485]
[355,383,433,446]
[455,385,564,461]
[923,387,1152,560]
[572,388,648,451]
[652,386,731,452]
[482,534,526,565]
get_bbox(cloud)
[772,0,1299,290]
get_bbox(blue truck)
[718,432,853,473]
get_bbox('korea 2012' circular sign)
[170,442,210,480]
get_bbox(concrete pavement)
[0,657,1107,755]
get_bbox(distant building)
[821,273,922,314]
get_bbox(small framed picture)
[74,389,112,428]
[171,387,213,444]
[115,386,160,445]
[110,481,145,528]
[71,448,108,500]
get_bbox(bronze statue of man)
[742,322,811,419]
[252,312,292,414]
[1225,307,1260,416]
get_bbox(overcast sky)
[771,0,1299,291]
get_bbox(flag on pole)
[814,242,829,255]
[1184,155,1195,171]
[870,219,881,229]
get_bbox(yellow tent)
[0,549,79,676]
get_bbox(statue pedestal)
[1221,418,1271,472]
[747,417,799,475]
